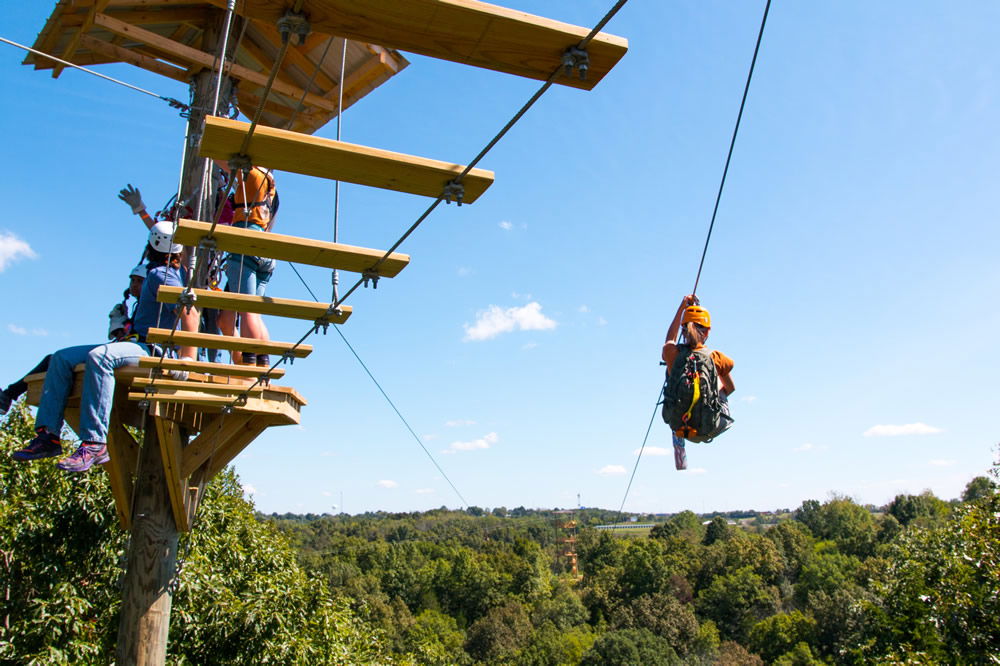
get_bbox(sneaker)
[12,431,62,461]
[0,390,11,415]
[673,440,687,471]
[240,352,256,366]
[56,442,110,473]
[255,354,270,368]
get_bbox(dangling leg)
[673,432,687,471]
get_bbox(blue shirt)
[133,264,186,337]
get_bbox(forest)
[1,403,997,664]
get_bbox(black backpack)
[661,344,733,443]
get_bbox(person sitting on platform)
[10,224,198,472]
[0,263,146,416]
[215,162,279,368]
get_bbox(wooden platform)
[234,0,628,90]
[173,219,411,277]
[157,286,352,324]
[199,116,494,202]
[23,362,306,532]
[145,328,314,358]
[138,357,286,380]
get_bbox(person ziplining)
[660,295,735,470]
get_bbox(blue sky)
[2,1,998,516]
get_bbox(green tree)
[464,600,532,663]
[609,592,700,657]
[773,642,824,665]
[962,475,996,502]
[704,516,731,545]
[696,567,780,642]
[580,628,680,666]
[747,611,817,662]
[886,491,950,527]
[401,609,469,665]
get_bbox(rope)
[691,0,771,296]
[287,262,468,508]
[0,36,188,111]
[615,386,664,523]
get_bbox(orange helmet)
[682,305,711,328]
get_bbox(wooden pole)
[115,9,237,664]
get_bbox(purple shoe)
[11,431,62,461]
[56,443,110,472]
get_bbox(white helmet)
[129,263,147,279]
[149,221,183,254]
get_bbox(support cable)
[287,262,469,508]
[618,0,771,518]
[0,36,189,111]
[615,387,664,523]
[691,0,771,296]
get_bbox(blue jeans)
[35,341,148,444]
[225,255,271,297]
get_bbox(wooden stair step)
[200,116,494,203]
[157,287,352,324]
[173,219,410,277]
[235,0,628,90]
[132,377,265,397]
[138,357,286,380]
[145,328,313,358]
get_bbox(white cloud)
[511,291,532,300]
[578,305,590,313]
[377,479,399,488]
[448,431,498,452]
[0,232,37,272]
[598,465,626,476]
[322,491,333,497]
[242,484,257,496]
[863,422,943,437]
[740,395,757,403]
[636,446,670,456]
[415,488,435,495]
[421,434,438,442]
[793,443,815,452]
[521,342,538,350]
[597,317,607,326]
[499,220,513,231]
[463,302,557,341]
[929,459,957,467]
[686,467,708,475]
[445,419,476,427]
[7,324,26,335]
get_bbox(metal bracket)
[443,180,465,206]
[197,236,217,253]
[314,318,330,334]
[138,399,150,411]
[177,289,198,313]
[221,405,234,415]
[227,153,253,175]
[234,394,248,407]
[277,10,311,45]
[282,350,296,365]
[258,373,271,386]
[361,269,381,289]
[562,46,590,80]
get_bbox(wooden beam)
[199,115,495,202]
[234,0,628,91]
[250,21,336,92]
[102,8,210,25]
[128,390,301,424]
[133,377,267,397]
[157,286,352,324]
[173,219,411,277]
[104,410,139,529]
[92,13,339,112]
[203,415,273,479]
[79,34,190,82]
[181,412,254,478]
[145,327,313,357]
[138,356,286,379]
[153,413,189,532]
[54,0,111,78]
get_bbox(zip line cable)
[286,262,469,508]
[617,0,771,518]
[0,36,188,111]
[691,0,771,296]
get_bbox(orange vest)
[232,167,276,229]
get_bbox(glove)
[108,302,129,340]
[118,184,146,214]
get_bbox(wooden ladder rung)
[132,377,265,397]
[235,0,628,90]
[200,116,494,203]
[173,219,410,277]
[157,287,352,324]
[137,357,286,379]
[144,328,313,358]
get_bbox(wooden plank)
[157,286,353,324]
[144,327,313,357]
[181,413,253,478]
[79,34,189,83]
[104,410,139,529]
[127,390,300,424]
[234,0,628,91]
[153,413,189,532]
[54,0,110,78]
[92,13,340,112]
[137,356,286,379]
[173,219,410,277]
[133,377,267,397]
[198,115,494,203]
[250,21,336,92]
[203,415,273,479]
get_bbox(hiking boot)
[255,354,270,368]
[56,442,110,473]
[240,352,256,366]
[0,390,11,415]
[12,431,62,461]
[673,441,687,471]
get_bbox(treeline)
[1,402,997,663]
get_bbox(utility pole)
[115,10,236,665]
